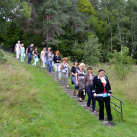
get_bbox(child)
[32,47,38,66]
[20,44,25,62]
[60,58,71,87]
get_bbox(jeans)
[21,53,25,62]
[98,97,113,121]
[47,59,49,71]
[28,53,32,64]
[72,76,79,90]
[85,86,96,110]
[62,72,68,86]
[33,56,38,66]
[54,63,61,79]
[49,61,54,72]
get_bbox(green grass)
[0,52,137,137]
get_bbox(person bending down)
[60,58,71,87]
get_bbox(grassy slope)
[0,53,137,137]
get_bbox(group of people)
[14,40,114,126]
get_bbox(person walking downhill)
[48,50,54,73]
[26,44,34,64]
[32,47,39,66]
[92,69,114,126]
[53,51,61,80]
[45,47,51,71]
[83,66,96,112]
[15,40,21,60]
[71,61,79,95]
[41,48,46,68]
[20,44,25,62]
[60,58,71,87]
[76,63,86,102]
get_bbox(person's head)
[98,69,105,77]
[35,47,38,51]
[48,47,51,51]
[31,44,34,47]
[43,47,46,52]
[87,66,92,73]
[79,63,85,70]
[56,51,60,56]
[21,44,24,47]
[63,58,67,63]
[18,41,20,44]
[74,60,78,66]
[50,50,53,54]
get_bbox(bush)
[82,35,101,65]
[110,46,135,80]
[0,47,7,63]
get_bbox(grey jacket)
[84,73,95,89]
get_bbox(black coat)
[92,75,112,101]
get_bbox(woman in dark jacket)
[92,69,114,126]
[83,66,96,112]
[71,60,79,95]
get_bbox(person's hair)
[31,44,34,46]
[35,47,38,49]
[79,63,85,68]
[56,51,60,55]
[74,60,78,65]
[48,47,51,50]
[98,69,105,73]
[63,58,67,61]
[87,66,92,71]
[22,44,24,46]
[51,50,53,53]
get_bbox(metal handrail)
[110,95,124,119]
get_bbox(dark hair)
[98,69,105,73]
[87,66,92,71]
[74,60,79,65]
[35,47,38,49]
[51,50,53,53]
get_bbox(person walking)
[15,40,21,60]
[26,44,34,64]
[45,47,51,71]
[83,66,96,111]
[53,51,61,80]
[41,48,46,68]
[60,58,71,87]
[92,69,114,126]
[20,44,25,62]
[48,50,54,73]
[32,47,39,66]
[71,61,79,95]
[76,63,85,102]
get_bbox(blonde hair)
[79,63,85,68]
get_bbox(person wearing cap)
[76,63,85,102]
[26,44,34,64]
[15,40,21,60]
[71,60,79,95]
[53,51,61,80]
[92,69,114,126]
[60,58,71,87]
[20,44,25,62]
[83,66,96,111]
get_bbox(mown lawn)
[0,52,137,137]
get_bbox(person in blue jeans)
[45,47,51,71]
[26,44,34,64]
[48,50,54,73]
[83,66,96,112]
[32,47,38,66]
[71,61,79,95]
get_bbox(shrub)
[110,46,135,80]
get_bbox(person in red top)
[92,69,114,126]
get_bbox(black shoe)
[100,120,104,122]
[109,121,114,126]
[73,91,75,95]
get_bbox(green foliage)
[110,46,135,80]
[0,44,7,63]
[82,35,101,65]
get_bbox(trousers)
[62,72,68,86]
[54,63,61,79]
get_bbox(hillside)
[0,53,137,137]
